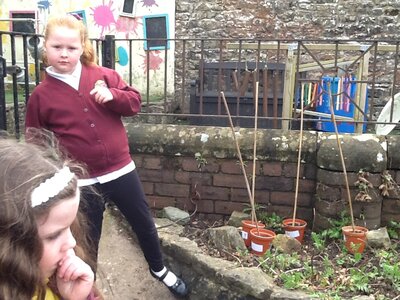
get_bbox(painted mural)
[0,0,175,98]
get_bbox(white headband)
[31,166,75,208]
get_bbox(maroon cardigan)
[25,64,142,177]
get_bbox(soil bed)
[181,217,400,300]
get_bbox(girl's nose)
[61,48,68,57]
[62,228,76,252]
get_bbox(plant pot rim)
[282,218,307,226]
[250,228,276,238]
[242,220,265,227]
[342,225,368,234]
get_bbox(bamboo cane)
[327,83,356,230]
[252,80,259,233]
[220,91,258,225]
[292,86,304,226]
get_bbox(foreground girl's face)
[37,190,80,279]
[44,26,83,74]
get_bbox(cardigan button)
[90,123,95,128]
[83,108,88,112]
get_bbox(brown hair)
[0,134,99,300]
[43,14,97,66]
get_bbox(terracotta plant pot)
[282,218,307,243]
[249,228,276,256]
[241,220,265,247]
[342,225,368,254]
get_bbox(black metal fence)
[2,31,400,138]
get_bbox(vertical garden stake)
[327,82,356,231]
[220,91,259,226]
[292,86,304,226]
[251,80,260,233]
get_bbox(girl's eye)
[46,231,61,241]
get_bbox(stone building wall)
[176,0,400,40]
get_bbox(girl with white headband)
[25,14,188,297]
[0,137,101,300]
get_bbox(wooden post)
[354,51,370,134]
[282,50,296,130]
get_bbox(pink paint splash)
[115,16,142,39]
[141,0,159,8]
[141,50,163,74]
[90,0,116,38]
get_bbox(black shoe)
[150,267,189,298]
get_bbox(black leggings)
[80,169,164,272]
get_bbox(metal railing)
[1,31,400,137]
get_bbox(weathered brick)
[314,198,347,218]
[213,173,247,188]
[174,171,191,184]
[340,187,382,203]
[133,154,143,168]
[214,200,247,214]
[317,169,359,186]
[382,213,400,224]
[221,160,259,175]
[352,200,382,219]
[194,186,230,201]
[181,158,201,172]
[220,160,242,175]
[256,176,293,191]
[365,173,384,187]
[283,163,304,178]
[262,162,282,177]
[230,188,269,204]
[147,195,176,209]
[382,198,400,213]
[177,198,214,214]
[313,211,333,232]
[141,182,154,195]
[304,164,317,180]
[270,191,312,207]
[298,179,316,193]
[268,205,313,222]
[316,183,342,201]
[155,183,190,197]
[138,169,176,183]
[175,171,212,185]
[143,156,162,169]
[201,158,220,173]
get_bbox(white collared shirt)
[78,161,136,187]
[46,61,82,90]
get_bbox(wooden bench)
[189,61,286,129]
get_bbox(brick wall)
[135,153,316,222]
[128,124,400,227]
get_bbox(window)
[143,14,170,50]
[122,0,135,14]
[68,10,87,26]
[10,11,36,33]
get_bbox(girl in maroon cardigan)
[25,15,188,297]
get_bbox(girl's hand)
[90,80,113,103]
[56,249,94,300]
